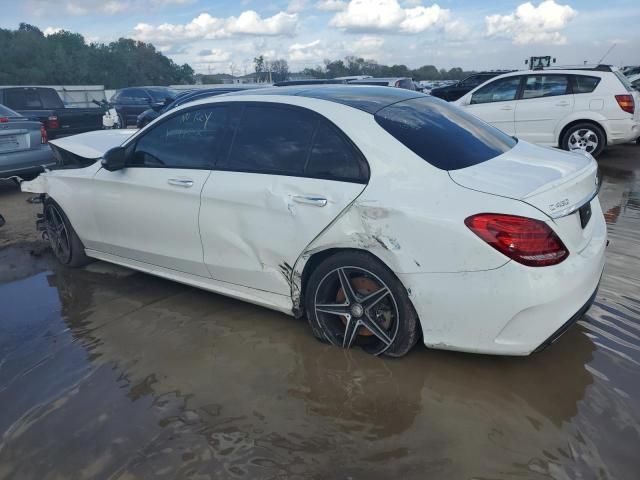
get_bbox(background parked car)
[430,72,513,101]
[0,87,103,139]
[110,86,177,127]
[136,86,266,128]
[0,104,55,180]
[455,66,640,156]
[347,77,416,90]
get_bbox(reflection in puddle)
[1,152,640,479]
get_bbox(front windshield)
[148,88,176,102]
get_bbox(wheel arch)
[557,118,607,148]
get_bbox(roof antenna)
[597,43,616,64]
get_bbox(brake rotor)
[336,276,392,336]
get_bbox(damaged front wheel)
[44,200,91,267]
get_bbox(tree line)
[301,56,471,81]
[0,23,194,89]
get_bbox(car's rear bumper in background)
[400,208,607,356]
[0,146,56,177]
[605,118,640,145]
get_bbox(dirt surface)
[1,144,639,479]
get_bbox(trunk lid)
[449,140,600,253]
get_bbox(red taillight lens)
[47,115,59,129]
[615,94,635,114]
[40,125,48,144]
[465,213,569,267]
[0,117,8,123]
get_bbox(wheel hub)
[350,303,364,318]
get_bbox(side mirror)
[102,146,127,172]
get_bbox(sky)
[1,0,639,74]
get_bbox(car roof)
[223,85,424,114]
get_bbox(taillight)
[615,94,635,114]
[47,115,59,129]
[40,125,48,144]
[0,117,8,123]
[465,213,568,267]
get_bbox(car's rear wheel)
[304,251,419,357]
[561,122,606,157]
[44,200,91,267]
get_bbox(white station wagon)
[23,86,607,357]
[455,66,640,156]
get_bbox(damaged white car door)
[200,102,369,295]
[90,105,230,277]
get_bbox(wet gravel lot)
[1,144,639,480]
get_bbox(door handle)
[555,101,570,106]
[292,195,327,207]
[168,178,194,188]
[499,105,513,111]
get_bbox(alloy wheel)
[45,204,72,264]
[568,128,599,154]
[313,266,400,356]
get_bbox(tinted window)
[132,106,229,169]
[521,75,569,99]
[572,75,600,94]
[471,77,521,104]
[461,75,483,87]
[38,89,64,108]
[119,88,148,104]
[5,90,41,109]
[224,105,315,175]
[147,88,176,102]
[305,122,367,182]
[375,97,517,170]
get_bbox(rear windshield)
[614,71,633,92]
[38,88,64,108]
[375,97,517,170]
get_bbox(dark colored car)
[136,86,265,128]
[0,87,103,139]
[430,72,514,101]
[111,87,177,127]
[0,104,55,179]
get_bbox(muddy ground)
[1,144,639,480]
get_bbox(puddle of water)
[1,151,640,479]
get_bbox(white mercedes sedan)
[22,86,607,357]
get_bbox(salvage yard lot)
[1,144,639,479]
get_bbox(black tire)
[118,114,126,129]
[561,122,606,157]
[44,199,92,268]
[304,251,419,357]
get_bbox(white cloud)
[197,48,232,62]
[133,10,299,43]
[329,0,451,34]
[485,0,577,45]
[352,35,385,52]
[287,0,309,13]
[43,26,63,36]
[316,0,347,11]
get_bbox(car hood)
[448,140,598,218]
[49,129,134,159]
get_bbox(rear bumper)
[604,118,640,145]
[399,207,607,355]
[0,146,56,176]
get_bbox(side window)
[399,79,414,90]
[521,75,570,99]
[573,75,601,94]
[223,105,316,175]
[305,121,367,182]
[471,77,521,104]
[131,106,229,169]
[5,90,42,109]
